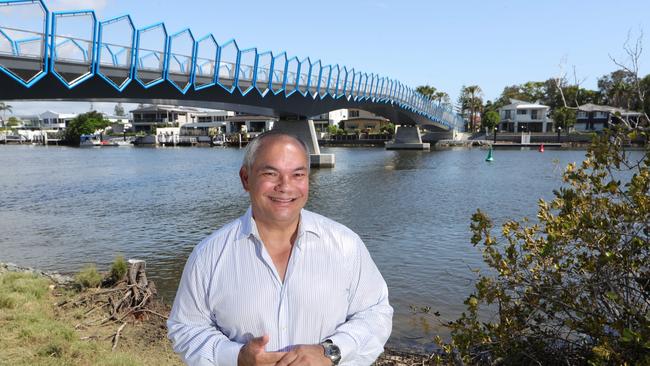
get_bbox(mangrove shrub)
[435,128,649,365]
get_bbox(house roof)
[578,103,643,116]
[129,105,201,113]
[499,98,549,110]
[39,110,77,118]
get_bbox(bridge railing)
[0,0,465,132]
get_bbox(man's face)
[240,136,309,228]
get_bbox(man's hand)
[275,345,331,366]
[238,335,287,366]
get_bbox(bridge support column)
[272,119,335,168]
[385,125,430,150]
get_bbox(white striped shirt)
[167,208,393,366]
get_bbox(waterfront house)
[498,99,552,133]
[39,110,76,130]
[226,114,276,136]
[329,108,390,132]
[130,105,202,132]
[576,103,644,131]
[180,110,234,137]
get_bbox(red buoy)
[538,143,545,152]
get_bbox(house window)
[349,110,360,118]
[517,109,527,115]
[531,110,538,120]
[577,111,587,118]
[504,110,511,119]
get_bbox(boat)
[212,134,226,146]
[80,135,118,147]
[79,134,101,147]
[112,139,133,147]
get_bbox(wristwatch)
[320,339,341,365]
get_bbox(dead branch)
[68,259,158,328]
[112,322,127,351]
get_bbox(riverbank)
[0,263,432,365]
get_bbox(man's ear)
[239,167,249,191]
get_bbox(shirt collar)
[239,207,321,243]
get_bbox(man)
[168,131,392,365]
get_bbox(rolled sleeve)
[215,340,244,366]
[327,237,393,365]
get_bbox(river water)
[0,144,590,351]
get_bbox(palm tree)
[433,91,449,105]
[463,85,483,131]
[0,102,13,127]
[416,85,437,99]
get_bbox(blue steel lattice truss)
[0,0,464,130]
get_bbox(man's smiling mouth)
[270,197,296,203]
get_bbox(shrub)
[434,127,650,365]
[109,256,128,283]
[74,265,102,289]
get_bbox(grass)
[74,264,102,289]
[0,271,182,366]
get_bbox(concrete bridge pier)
[385,125,430,150]
[272,119,335,168]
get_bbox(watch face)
[325,343,341,364]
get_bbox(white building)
[180,110,234,136]
[130,105,240,134]
[226,114,275,135]
[329,108,390,132]
[498,99,552,133]
[39,110,77,130]
[130,105,199,132]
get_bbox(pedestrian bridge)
[0,0,464,165]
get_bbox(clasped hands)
[237,334,331,366]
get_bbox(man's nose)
[275,174,290,190]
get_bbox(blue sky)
[7,0,650,115]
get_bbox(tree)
[0,102,12,126]
[598,69,638,110]
[433,91,450,105]
[114,102,125,116]
[64,111,111,146]
[460,85,483,132]
[435,128,650,365]
[481,110,500,132]
[551,106,576,132]
[416,85,437,99]
[6,116,20,128]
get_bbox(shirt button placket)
[278,284,288,347]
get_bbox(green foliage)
[458,85,484,132]
[6,116,20,128]
[416,85,437,98]
[481,111,500,131]
[552,106,577,130]
[63,111,111,145]
[435,127,650,365]
[381,123,396,134]
[109,256,128,283]
[494,78,604,110]
[74,265,102,289]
